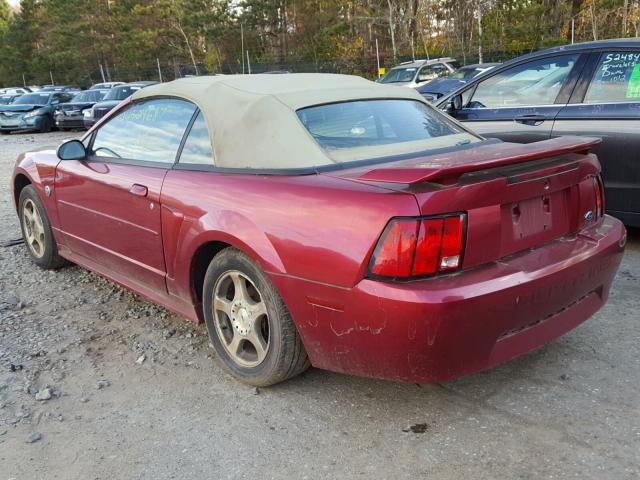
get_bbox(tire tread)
[18,185,67,270]
[202,247,309,386]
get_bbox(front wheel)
[203,248,309,386]
[39,116,52,133]
[18,185,67,269]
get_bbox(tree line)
[0,0,638,87]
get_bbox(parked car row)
[0,81,156,134]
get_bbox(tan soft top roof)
[131,74,442,170]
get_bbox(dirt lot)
[0,131,639,480]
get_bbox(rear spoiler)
[357,136,601,185]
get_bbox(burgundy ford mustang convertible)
[12,74,626,386]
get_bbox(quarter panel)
[161,170,419,300]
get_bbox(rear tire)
[203,248,309,386]
[18,185,67,269]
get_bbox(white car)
[0,87,31,95]
[378,58,459,88]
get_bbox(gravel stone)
[35,388,53,401]
[25,432,42,443]
[96,380,110,390]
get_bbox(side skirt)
[57,244,202,324]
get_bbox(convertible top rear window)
[297,99,478,163]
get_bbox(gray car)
[437,39,640,227]
[378,58,459,88]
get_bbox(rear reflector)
[368,214,466,280]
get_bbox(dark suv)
[437,39,640,227]
[83,81,158,129]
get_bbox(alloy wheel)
[22,198,46,258]
[212,270,270,368]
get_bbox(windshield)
[72,90,107,103]
[103,85,142,101]
[297,99,478,163]
[0,96,16,105]
[379,68,417,84]
[13,93,51,105]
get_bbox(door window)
[418,64,448,82]
[50,93,67,105]
[467,55,579,108]
[91,98,196,164]
[178,112,214,166]
[584,52,640,103]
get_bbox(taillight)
[439,216,464,271]
[368,214,466,280]
[369,220,418,277]
[594,176,605,218]
[412,219,444,275]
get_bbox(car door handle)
[514,115,547,126]
[129,184,148,197]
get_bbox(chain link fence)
[12,48,526,88]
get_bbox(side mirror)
[57,139,87,160]
[451,94,463,111]
[446,94,463,114]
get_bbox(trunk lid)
[326,136,603,269]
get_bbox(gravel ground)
[0,132,639,480]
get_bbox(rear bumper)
[272,215,626,383]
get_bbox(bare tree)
[387,0,397,60]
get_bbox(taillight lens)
[594,176,605,218]
[368,214,466,280]
[412,219,444,275]
[369,220,418,278]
